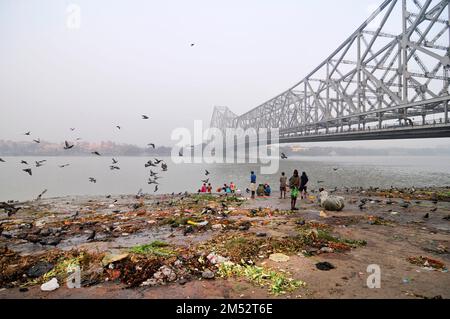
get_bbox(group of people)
[249,170,309,210]
[199,182,237,194]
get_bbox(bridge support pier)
[446,101,449,124]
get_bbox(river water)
[0,156,449,201]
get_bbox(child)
[279,172,287,199]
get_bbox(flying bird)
[154,158,162,164]
[23,168,32,176]
[24,131,31,136]
[145,160,156,167]
[35,161,45,167]
[116,126,121,130]
[91,151,101,156]
[64,141,74,150]
[333,168,339,171]
[110,165,120,170]
[142,115,149,119]
[148,143,155,149]
[112,158,118,164]
[37,189,47,200]
[179,151,183,157]
[161,163,168,171]
[89,177,97,183]
[149,170,158,177]
[76,138,82,141]
[33,138,40,144]
[190,43,195,47]
[21,160,28,165]
[59,164,70,168]
[148,179,159,185]
[202,178,209,184]
[70,128,75,131]
[281,153,288,159]
[154,185,159,193]
[0,158,5,163]
[205,169,210,176]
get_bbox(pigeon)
[0,158,5,162]
[161,163,168,171]
[201,178,209,184]
[333,168,339,171]
[86,230,96,241]
[149,170,158,177]
[89,177,97,183]
[423,213,429,219]
[24,131,31,136]
[70,128,75,131]
[145,160,156,167]
[64,141,74,150]
[20,160,28,165]
[179,151,183,157]
[205,169,210,176]
[110,165,120,170]
[37,189,47,200]
[23,168,32,176]
[154,158,162,164]
[1,202,21,217]
[154,185,159,193]
[116,126,121,130]
[281,153,288,159]
[35,161,45,168]
[148,179,159,185]
[148,143,155,148]
[33,138,40,144]
[76,137,82,141]
[430,207,437,212]
[190,43,195,47]
[142,115,149,119]
[59,164,70,168]
[112,158,118,164]
[91,151,101,156]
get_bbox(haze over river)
[0,156,449,201]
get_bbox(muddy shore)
[1,187,449,299]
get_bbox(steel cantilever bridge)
[210,0,450,143]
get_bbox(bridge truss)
[210,0,450,142]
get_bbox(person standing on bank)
[289,170,300,210]
[279,172,287,199]
[300,171,309,199]
[250,171,257,199]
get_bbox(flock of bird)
[0,114,171,194]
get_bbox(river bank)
[1,187,450,299]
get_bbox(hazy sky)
[1,0,449,148]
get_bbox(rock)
[101,253,129,266]
[321,196,345,211]
[256,232,267,237]
[212,224,223,230]
[40,237,61,246]
[319,211,328,218]
[315,262,335,271]
[319,247,334,254]
[27,262,54,278]
[238,221,251,231]
[39,229,51,237]
[202,270,215,279]
[40,278,59,291]
[178,278,188,285]
[269,253,290,262]
[141,278,158,286]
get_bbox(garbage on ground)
[40,278,59,291]
[321,196,345,211]
[407,256,447,271]
[269,253,290,263]
[315,262,335,271]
